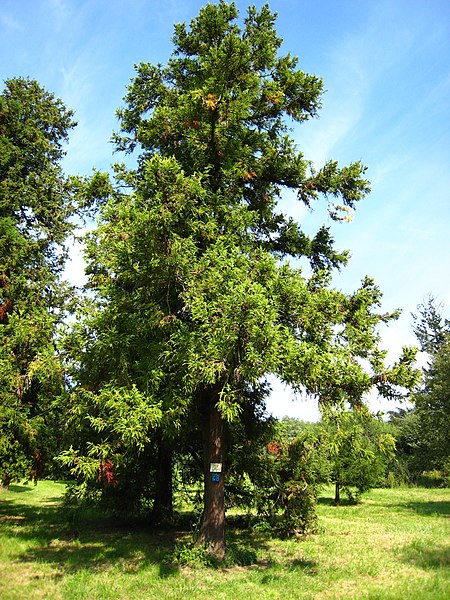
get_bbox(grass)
[0,482,449,599]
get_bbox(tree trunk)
[335,480,340,506]
[0,475,11,492]
[198,390,226,560]
[152,436,173,524]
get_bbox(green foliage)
[0,78,76,486]
[60,2,418,552]
[235,423,330,535]
[392,298,450,483]
[416,469,450,488]
[171,540,215,568]
[279,416,318,440]
[57,386,163,514]
[412,334,450,473]
[412,296,449,355]
[170,537,258,568]
[321,407,396,503]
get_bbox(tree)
[68,1,417,558]
[390,298,450,482]
[409,298,450,477]
[412,296,449,356]
[413,335,450,475]
[0,78,76,488]
[58,386,164,513]
[249,420,330,535]
[321,407,395,504]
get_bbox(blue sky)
[2,0,449,420]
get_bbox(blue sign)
[211,473,220,483]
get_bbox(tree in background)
[409,298,449,479]
[64,2,418,558]
[0,78,76,488]
[389,297,450,484]
[321,407,396,504]
[413,335,450,479]
[384,407,418,485]
[412,296,449,355]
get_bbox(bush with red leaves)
[98,459,118,487]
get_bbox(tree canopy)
[0,77,76,487]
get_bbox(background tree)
[0,77,76,488]
[66,1,417,558]
[412,296,449,355]
[404,298,450,480]
[385,407,419,485]
[390,297,450,484]
[321,407,396,505]
[278,416,319,441]
[412,335,450,478]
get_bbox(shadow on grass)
[6,485,34,494]
[394,500,450,518]
[317,496,358,507]
[287,557,318,574]
[0,490,275,577]
[0,494,181,578]
[401,541,450,571]
[255,558,318,585]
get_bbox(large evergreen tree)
[0,78,76,487]
[69,2,417,558]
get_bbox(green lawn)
[0,481,449,599]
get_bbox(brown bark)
[0,475,11,492]
[334,480,340,506]
[198,390,226,560]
